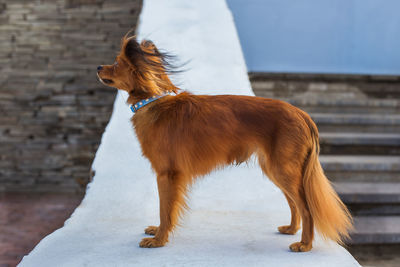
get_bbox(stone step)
[320,155,400,182]
[319,132,400,155]
[250,73,400,100]
[334,182,400,216]
[349,216,400,245]
[335,182,400,203]
[311,113,400,133]
[286,98,400,114]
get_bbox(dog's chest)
[131,116,162,153]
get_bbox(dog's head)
[97,35,179,102]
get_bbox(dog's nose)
[97,65,103,71]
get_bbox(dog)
[97,35,353,252]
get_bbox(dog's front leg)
[140,171,187,248]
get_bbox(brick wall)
[0,0,142,192]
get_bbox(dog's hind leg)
[272,172,314,252]
[258,152,300,235]
[285,188,314,252]
[258,151,313,252]
[144,226,158,235]
[273,173,314,252]
[278,193,301,235]
[140,170,188,248]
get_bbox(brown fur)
[97,35,353,252]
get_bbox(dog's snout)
[97,65,103,71]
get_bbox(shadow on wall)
[227,0,400,75]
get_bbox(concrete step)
[311,113,400,133]
[250,73,400,100]
[320,155,400,182]
[349,216,400,245]
[334,182,400,216]
[285,98,400,114]
[320,132,400,155]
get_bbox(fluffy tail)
[302,114,353,244]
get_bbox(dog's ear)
[122,37,143,67]
[140,40,159,53]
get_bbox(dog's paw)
[289,242,312,252]
[144,226,159,235]
[278,225,299,235]
[139,237,165,248]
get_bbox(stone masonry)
[0,0,142,192]
[250,72,400,100]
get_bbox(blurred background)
[0,0,399,266]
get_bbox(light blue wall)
[227,0,400,75]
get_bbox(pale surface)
[227,0,400,75]
[20,0,360,266]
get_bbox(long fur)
[97,35,353,252]
[300,113,353,243]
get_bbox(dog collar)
[130,91,174,113]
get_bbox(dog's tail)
[301,113,353,244]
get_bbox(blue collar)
[130,92,173,113]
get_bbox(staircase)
[250,73,400,247]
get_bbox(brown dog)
[97,35,353,252]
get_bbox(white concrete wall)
[227,0,400,75]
